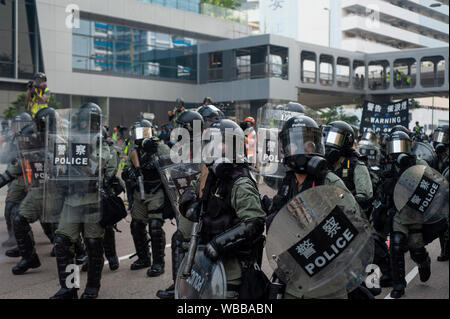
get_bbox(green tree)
[201,0,242,9]
[3,92,61,119]
[306,105,360,127]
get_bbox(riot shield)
[256,103,302,194]
[266,185,374,299]
[412,142,438,169]
[43,108,103,224]
[357,140,381,167]
[175,245,227,299]
[15,133,45,190]
[393,165,449,226]
[154,153,201,217]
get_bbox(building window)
[72,19,198,82]
[353,60,365,89]
[208,51,223,82]
[301,51,316,84]
[336,57,350,88]
[420,56,445,88]
[368,60,390,91]
[394,58,416,89]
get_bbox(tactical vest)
[137,147,160,192]
[200,165,256,244]
[335,157,358,194]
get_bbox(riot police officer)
[383,131,431,298]
[431,125,449,262]
[266,115,368,299]
[51,103,113,299]
[124,119,170,277]
[323,121,374,217]
[1,112,32,249]
[11,108,64,275]
[178,119,266,299]
[157,110,204,299]
[197,104,225,129]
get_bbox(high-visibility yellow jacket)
[28,87,50,116]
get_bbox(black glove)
[204,219,265,262]
[179,187,199,221]
[261,195,272,215]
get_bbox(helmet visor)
[280,126,325,157]
[387,139,411,155]
[433,131,449,144]
[362,131,376,142]
[323,126,346,148]
[133,127,152,140]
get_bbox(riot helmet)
[33,72,47,87]
[323,121,355,165]
[198,105,225,129]
[390,125,410,136]
[432,125,449,155]
[35,107,57,134]
[386,131,412,167]
[203,119,246,178]
[361,128,377,144]
[277,102,306,114]
[13,112,33,135]
[203,97,213,105]
[175,110,204,142]
[132,119,153,146]
[74,102,102,133]
[279,115,327,175]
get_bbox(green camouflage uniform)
[129,143,170,222]
[56,142,114,241]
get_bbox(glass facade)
[139,0,201,14]
[72,19,198,82]
[0,0,43,79]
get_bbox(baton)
[182,219,202,278]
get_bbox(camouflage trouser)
[131,189,164,222]
[56,203,104,241]
[392,214,424,249]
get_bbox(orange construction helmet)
[244,117,255,125]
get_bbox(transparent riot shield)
[15,133,46,190]
[256,103,302,195]
[43,108,103,224]
[175,245,227,299]
[154,153,201,217]
[412,142,438,169]
[266,185,374,299]
[394,165,449,226]
[357,140,381,167]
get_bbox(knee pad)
[409,247,429,264]
[54,234,74,256]
[130,219,146,237]
[171,230,187,249]
[13,214,31,234]
[85,238,104,257]
[390,232,408,254]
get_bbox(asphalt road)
[0,185,448,299]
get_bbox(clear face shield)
[387,138,411,155]
[133,127,153,141]
[433,131,449,145]
[323,126,346,149]
[280,126,325,159]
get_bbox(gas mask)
[285,154,327,177]
[207,157,234,180]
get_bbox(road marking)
[104,244,172,264]
[384,266,419,299]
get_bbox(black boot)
[410,247,431,282]
[390,232,407,299]
[104,226,119,271]
[373,234,393,287]
[147,219,165,277]
[130,219,151,270]
[5,246,20,258]
[437,231,449,262]
[80,238,104,299]
[50,235,79,299]
[12,215,41,275]
[2,202,17,248]
[74,237,87,265]
[156,230,187,299]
